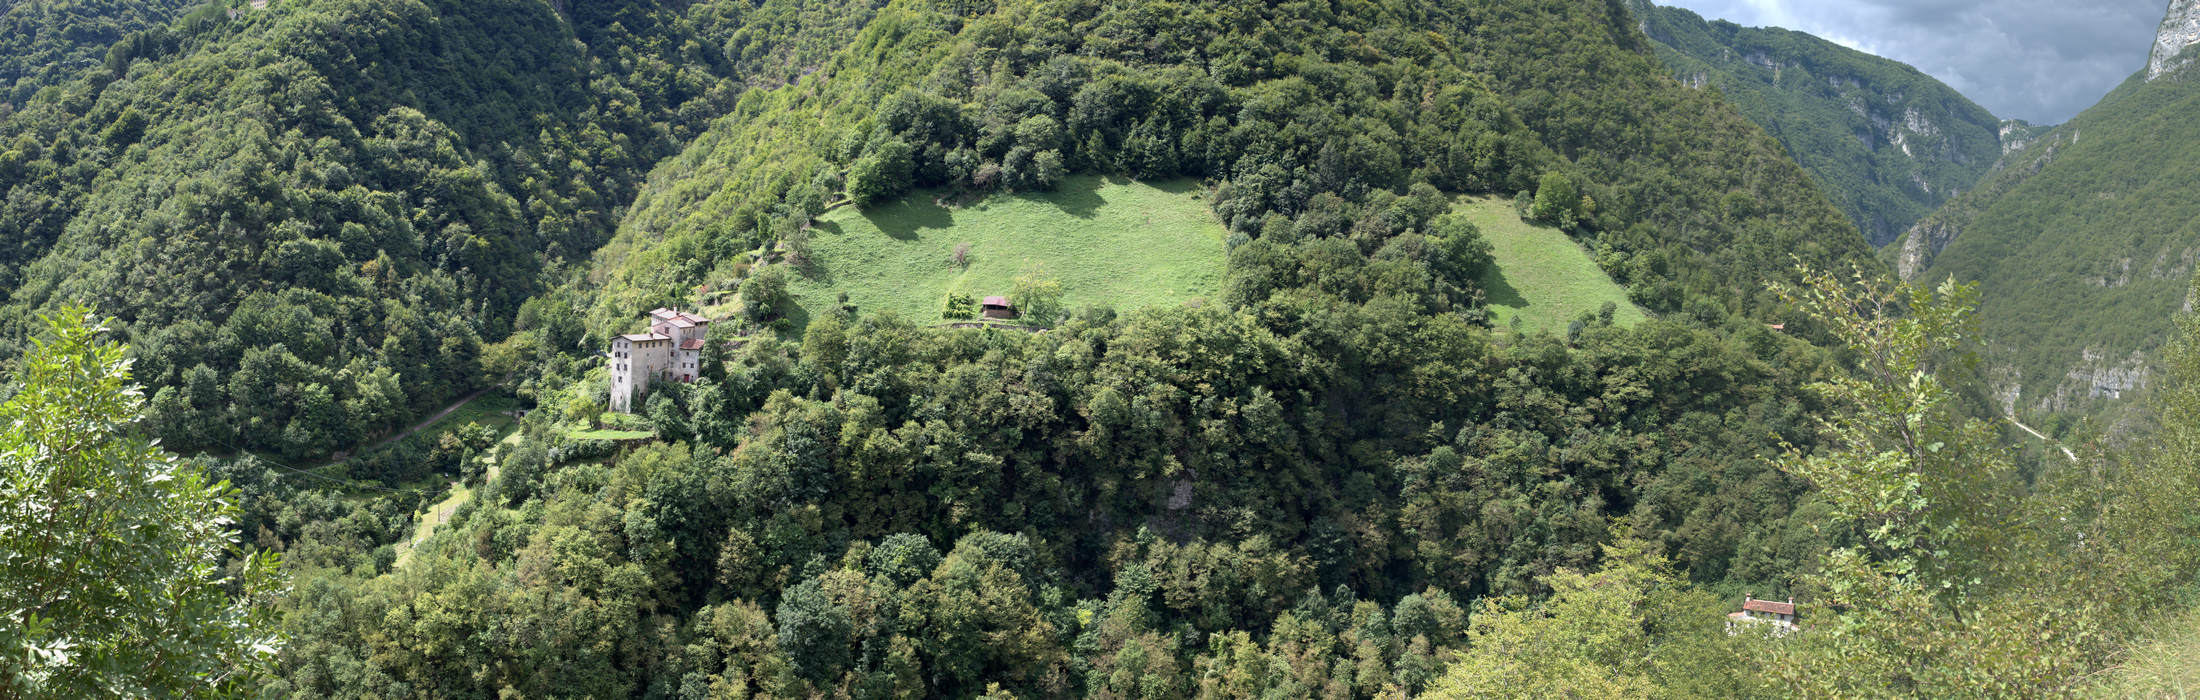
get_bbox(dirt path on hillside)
[364,389,489,453]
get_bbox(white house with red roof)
[608,308,712,413]
[1727,595,1800,636]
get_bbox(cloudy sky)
[1660,0,2169,124]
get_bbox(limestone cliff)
[1896,217,1960,280]
[2152,0,2200,80]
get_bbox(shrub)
[943,291,978,320]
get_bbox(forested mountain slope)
[1629,1,2011,246]
[251,0,1896,696]
[0,0,869,461]
[4,0,2192,697]
[1896,2,2200,414]
[0,0,199,109]
[588,0,1870,327]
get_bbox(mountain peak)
[2150,0,2200,79]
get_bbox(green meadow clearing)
[1459,197,1647,333]
[788,175,1227,326]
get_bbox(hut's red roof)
[982,296,1011,307]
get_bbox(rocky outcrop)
[1896,216,1961,280]
[1998,120,2047,155]
[2046,349,2154,411]
[2151,0,2200,80]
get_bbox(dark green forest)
[4,0,2200,697]
[1630,1,2010,246]
[0,0,200,108]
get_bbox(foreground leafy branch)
[0,307,282,697]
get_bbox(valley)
[1896,18,2200,416]
[3,0,2200,697]
[1633,0,2013,246]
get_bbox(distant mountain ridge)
[1629,1,2017,246]
[1896,0,2200,414]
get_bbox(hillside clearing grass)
[787,175,1226,328]
[1458,196,1647,334]
[2083,606,2200,697]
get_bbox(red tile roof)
[681,339,705,350]
[1742,598,1796,616]
[982,296,1011,307]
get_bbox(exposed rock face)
[2152,0,2200,80]
[1998,120,2046,155]
[1896,217,1961,280]
[2046,349,2153,411]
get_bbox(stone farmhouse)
[608,308,712,413]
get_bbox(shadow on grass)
[1480,264,1529,315]
[1145,177,1202,196]
[864,197,954,240]
[778,299,813,336]
[1041,176,1110,219]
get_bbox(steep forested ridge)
[1896,34,2200,415]
[591,0,1869,328]
[0,0,198,108]
[7,0,2198,697]
[1629,1,2009,246]
[245,0,1889,696]
[0,0,811,462]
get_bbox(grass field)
[788,175,1227,327]
[2081,606,2200,698]
[438,394,520,432]
[1456,197,1647,333]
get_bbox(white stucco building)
[609,308,712,413]
[1726,595,1800,636]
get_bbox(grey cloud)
[1660,0,2166,123]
